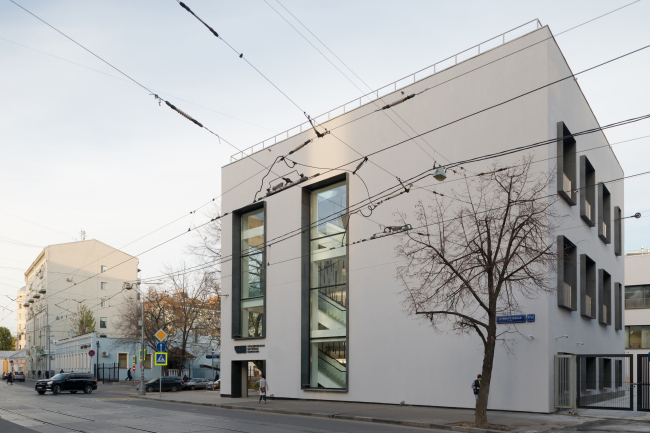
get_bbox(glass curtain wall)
[309,181,347,389]
[241,209,264,338]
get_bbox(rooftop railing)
[231,19,542,162]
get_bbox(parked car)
[2,372,9,380]
[137,376,183,392]
[182,378,210,390]
[206,379,220,390]
[35,373,98,395]
[12,372,26,382]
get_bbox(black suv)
[35,373,98,395]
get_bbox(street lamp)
[123,278,145,396]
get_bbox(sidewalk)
[131,390,650,432]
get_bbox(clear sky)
[1,0,649,333]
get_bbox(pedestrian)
[37,370,41,379]
[126,368,132,381]
[45,370,49,379]
[32,370,35,379]
[7,372,13,386]
[471,374,482,402]
[259,375,268,404]
[183,374,189,383]
[60,369,64,374]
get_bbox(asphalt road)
[0,381,436,433]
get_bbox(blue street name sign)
[156,342,167,352]
[497,314,533,324]
[206,354,219,359]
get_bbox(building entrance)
[230,360,264,398]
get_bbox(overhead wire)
[8,4,648,310]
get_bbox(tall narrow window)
[557,235,577,311]
[309,181,347,389]
[615,282,622,331]
[101,265,107,273]
[598,183,611,244]
[557,122,576,206]
[101,282,107,290]
[614,206,622,256]
[580,254,596,319]
[598,269,612,326]
[579,156,595,226]
[100,317,107,328]
[240,209,265,338]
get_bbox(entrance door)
[231,360,265,398]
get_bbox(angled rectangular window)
[100,317,107,328]
[101,282,107,290]
[598,269,612,326]
[580,254,596,319]
[101,265,107,273]
[231,204,265,339]
[579,156,595,226]
[302,176,348,391]
[597,183,611,244]
[614,206,622,256]
[625,285,650,310]
[557,235,577,311]
[557,122,577,206]
[614,282,622,331]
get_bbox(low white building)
[219,22,625,412]
[53,332,158,381]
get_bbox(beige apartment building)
[15,286,27,350]
[23,240,138,374]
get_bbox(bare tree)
[114,287,169,356]
[186,203,222,272]
[396,157,559,427]
[163,264,219,374]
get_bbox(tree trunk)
[475,327,497,426]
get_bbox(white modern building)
[23,239,139,374]
[624,249,650,376]
[220,22,625,412]
[15,286,27,350]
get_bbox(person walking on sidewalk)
[259,375,268,404]
[471,374,482,401]
[7,372,13,386]
[32,370,35,379]
[126,369,132,381]
[37,370,41,379]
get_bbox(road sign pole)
[159,365,162,399]
[139,286,145,396]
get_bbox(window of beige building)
[101,265,107,273]
[101,282,107,290]
[118,353,127,369]
[100,317,107,328]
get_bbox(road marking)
[92,397,136,401]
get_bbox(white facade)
[23,240,138,374]
[220,25,624,412]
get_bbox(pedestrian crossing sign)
[154,352,167,366]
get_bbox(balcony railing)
[230,19,543,162]
[625,298,650,309]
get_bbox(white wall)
[220,26,624,412]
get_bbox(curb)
[132,395,506,433]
